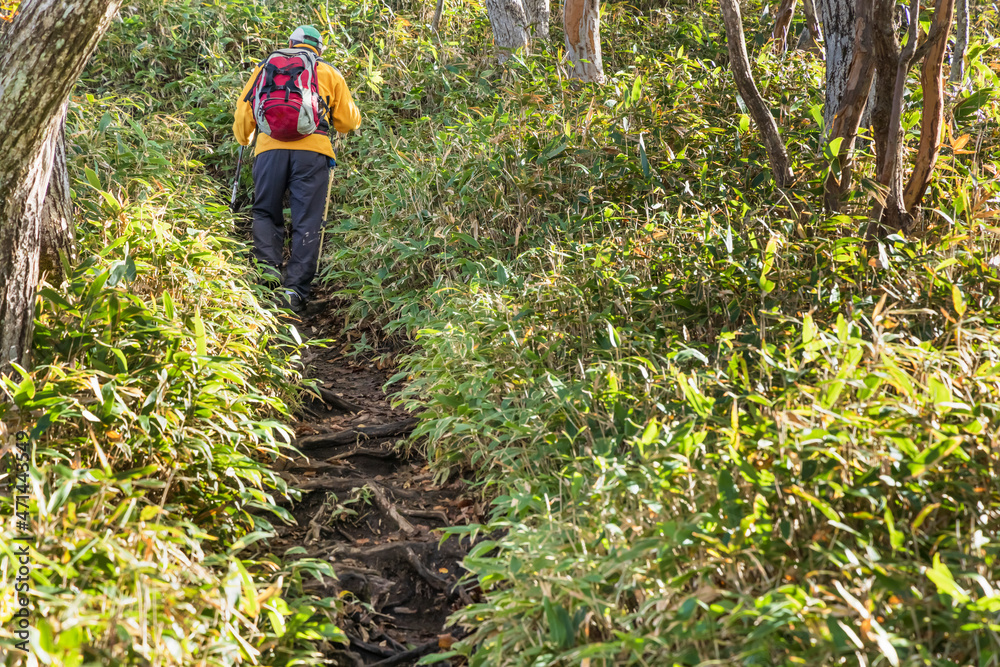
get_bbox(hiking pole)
[230,144,245,211]
[230,131,257,212]
[318,163,334,275]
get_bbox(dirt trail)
[268,296,481,666]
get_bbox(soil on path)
[268,297,483,666]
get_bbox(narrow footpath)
[269,295,480,666]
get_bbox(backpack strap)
[242,54,272,103]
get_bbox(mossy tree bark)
[0,0,122,376]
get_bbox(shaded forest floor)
[270,294,480,665]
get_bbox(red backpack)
[245,48,327,141]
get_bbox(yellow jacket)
[233,44,361,159]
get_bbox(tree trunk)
[795,0,823,53]
[39,104,77,280]
[431,0,445,33]
[949,0,968,83]
[721,0,794,187]
[867,0,919,238]
[771,0,798,53]
[903,0,955,212]
[485,0,529,63]
[0,0,123,376]
[525,0,550,40]
[816,0,856,128]
[565,0,605,82]
[823,0,876,211]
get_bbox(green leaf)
[884,506,904,551]
[912,503,940,533]
[926,553,969,603]
[790,485,840,522]
[825,136,845,161]
[85,167,101,190]
[193,312,207,357]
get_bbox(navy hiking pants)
[251,149,330,301]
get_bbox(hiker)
[233,25,361,314]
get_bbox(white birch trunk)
[485,0,529,63]
[950,0,969,83]
[525,0,550,40]
[0,0,122,375]
[816,0,857,128]
[565,0,604,83]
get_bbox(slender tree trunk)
[485,0,529,63]
[771,0,798,53]
[525,0,550,40]
[721,0,794,187]
[0,0,123,376]
[40,104,77,279]
[903,0,955,212]
[431,0,445,33]
[795,0,823,53]
[824,0,876,211]
[816,0,857,128]
[949,0,968,83]
[565,0,604,82]
[867,0,919,238]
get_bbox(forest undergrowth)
[1,0,1000,665]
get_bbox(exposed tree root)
[368,639,441,666]
[370,482,419,536]
[327,540,432,560]
[294,478,423,503]
[296,418,419,450]
[405,546,450,592]
[315,386,365,413]
[400,508,450,524]
[327,446,400,462]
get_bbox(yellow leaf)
[951,284,967,317]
